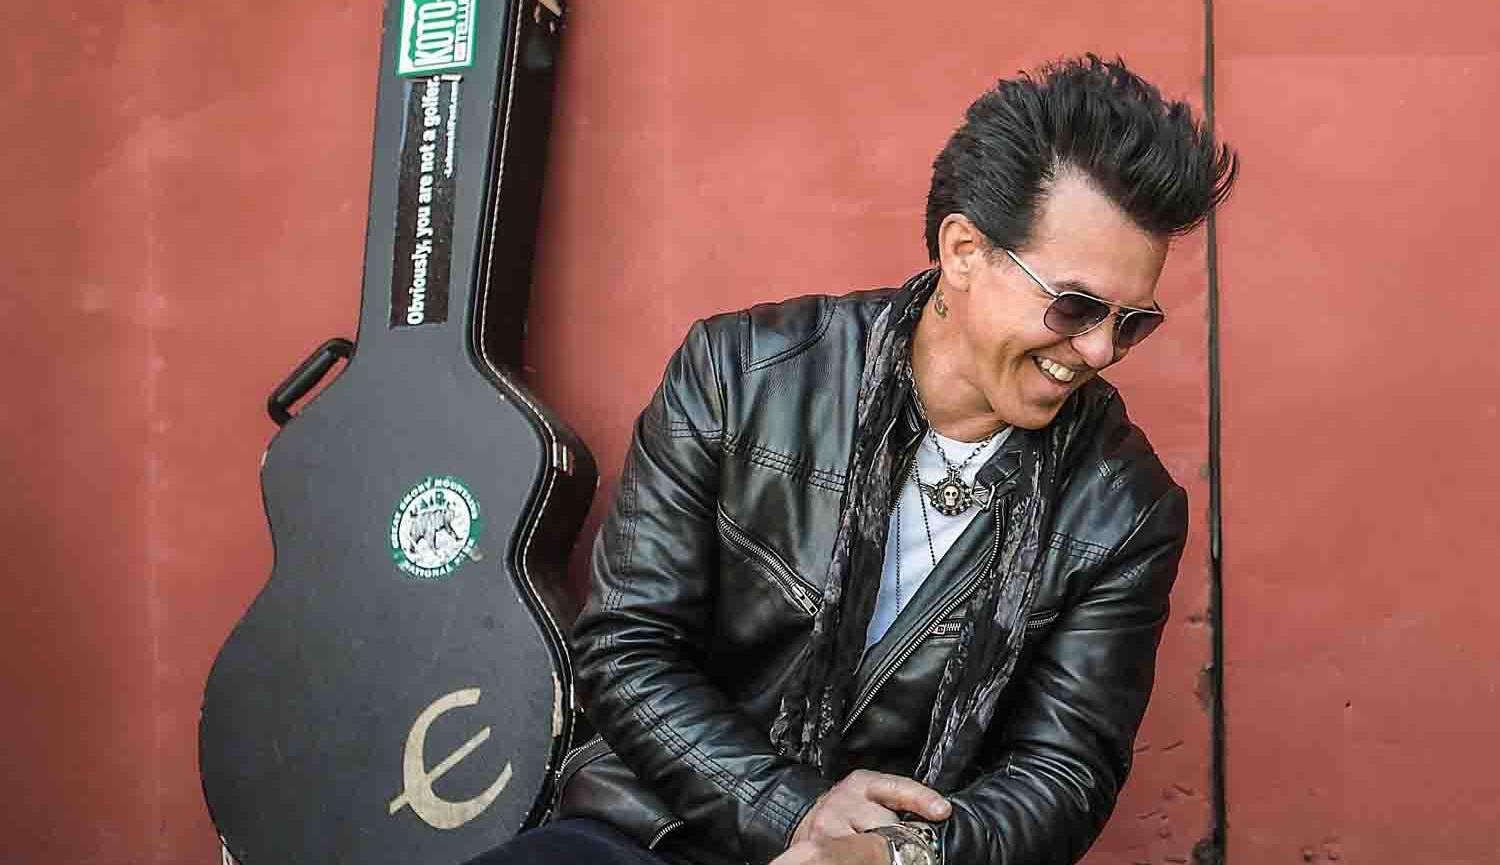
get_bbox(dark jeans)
[464,818,677,865]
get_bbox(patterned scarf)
[769,267,1068,791]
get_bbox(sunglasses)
[1002,248,1165,351]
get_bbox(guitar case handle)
[267,338,354,426]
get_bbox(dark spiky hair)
[925,54,1238,258]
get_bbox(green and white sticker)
[396,0,477,77]
[390,476,481,579]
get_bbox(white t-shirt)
[864,426,1013,648]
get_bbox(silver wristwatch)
[865,822,940,865]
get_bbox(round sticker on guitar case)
[389,476,481,579]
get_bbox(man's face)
[941,171,1168,430]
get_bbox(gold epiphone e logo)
[388,688,513,830]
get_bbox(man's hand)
[791,769,950,843]
[771,833,891,865]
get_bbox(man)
[479,54,1236,865]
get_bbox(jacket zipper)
[647,818,686,849]
[1026,609,1059,630]
[717,505,821,618]
[554,734,606,782]
[932,608,1057,636]
[551,734,685,849]
[841,486,1006,734]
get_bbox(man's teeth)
[1036,357,1077,383]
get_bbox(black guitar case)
[200,2,596,862]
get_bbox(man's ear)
[937,214,985,294]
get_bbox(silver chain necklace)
[916,429,997,517]
[890,358,1001,610]
[903,358,1002,517]
[891,429,996,613]
[892,458,938,614]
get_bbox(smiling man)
[475,55,1236,865]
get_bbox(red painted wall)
[0,3,373,862]
[1216,1,1500,861]
[33,0,1500,862]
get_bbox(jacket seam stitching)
[1108,489,1174,559]
[646,410,724,440]
[613,460,638,587]
[745,297,835,372]
[1045,531,1111,565]
[701,319,728,445]
[723,435,847,493]
[621,680,803,830]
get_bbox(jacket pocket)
[1024,607,1061,633]
[717,504,820,618]
[927,606,1061,640]
[555,734,610,791]
[552,747,685,850]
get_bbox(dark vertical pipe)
[1201,0,1228,861]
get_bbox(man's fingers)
[804,801,892,840]
[795,771,949,849]
[846,802,900,833]
[861,774,952,821]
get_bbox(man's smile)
[1032,354,1085,386]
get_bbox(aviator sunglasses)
[1001,248,1165,351]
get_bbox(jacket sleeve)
[940,484,1190,865]
[572,320,830,865]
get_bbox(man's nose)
[1069,320,1118,369]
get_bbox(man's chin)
[1000,394,1071,430]
[982,378,1078,430]
[1008,414,1059,431]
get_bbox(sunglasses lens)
[1115,311,1164,348]
[1045,293,1111,336]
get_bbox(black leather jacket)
[555,288,1188,865]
